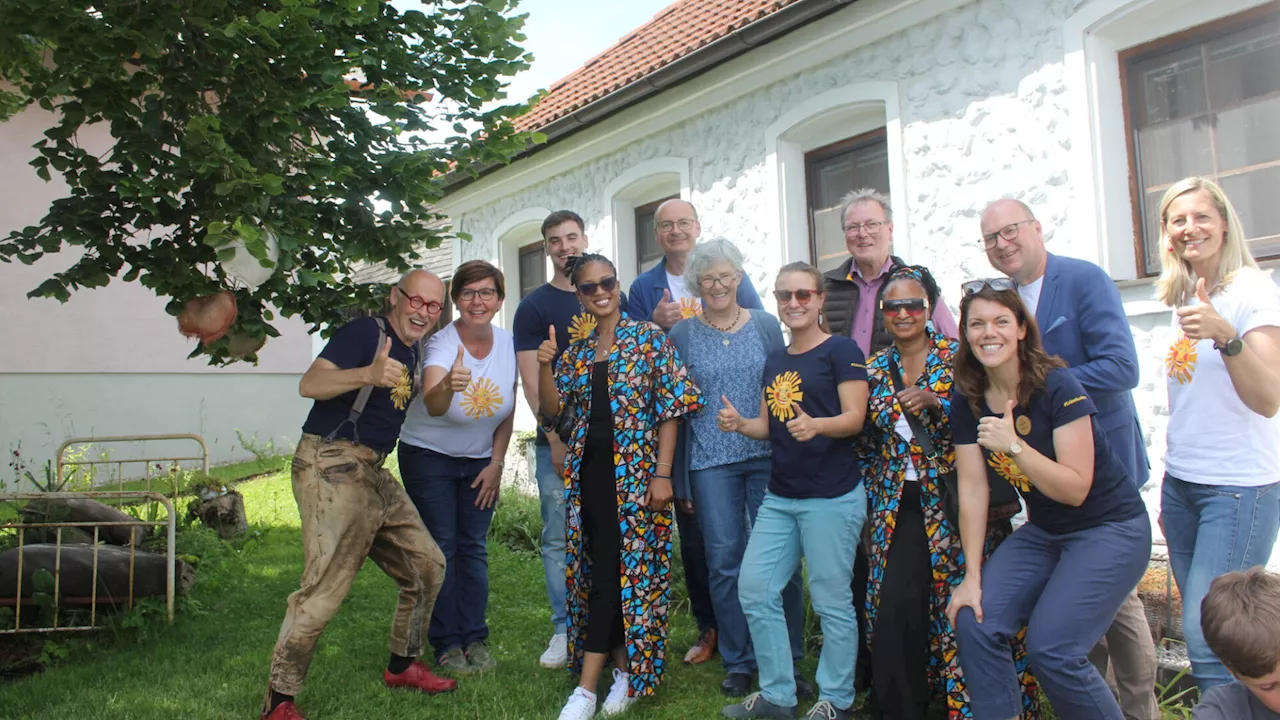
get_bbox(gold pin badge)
[1016,415,1032,436]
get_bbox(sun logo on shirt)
[766,370,804,422]
[988,452,1031,493]
[390,367,414,410]
[1166,333,1197,385]
[569,312,597,342]
[680,297,702,319]
[461,377,503,419]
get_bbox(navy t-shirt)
[300,316,419,454]
[513,282,627,446]
[950,367,1146,535]
[762,335,867,499]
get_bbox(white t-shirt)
[1165,267,1280,487]
[400,323,518,459]
[666,271,702,320]
[893,413,919,482]
[1018,275,1044,318]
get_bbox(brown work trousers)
[267,434,446,697]
[1089,587,1159,720]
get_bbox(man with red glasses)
[980,197,1156,720]
[262,269,455,720]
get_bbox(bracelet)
[490,459,505,469]
[654,473,672,480]
[656,462,673,469]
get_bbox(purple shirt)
[847,258,960,356]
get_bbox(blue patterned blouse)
[681,319,772,471]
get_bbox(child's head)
[1201,566,1280,711]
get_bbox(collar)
[847,256,895,283]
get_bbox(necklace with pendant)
[704,307,742,346]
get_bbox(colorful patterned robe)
[550,313,703,697]
[857,332,1041,719]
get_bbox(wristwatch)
[1009,440,1024,456]
[1214,336,1244,356]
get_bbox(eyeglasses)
[773,289,822,305]
[881,298,927,315]
[656,218,697,233]
[698,272,740,290]
[458,287,498,302]
[843,220,884,236]
[961,278,1017,296]
[980,219,1035,248]
[576,276,619,297]
[395,286,443,314]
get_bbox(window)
[634,195,678,274]
[805,129,890,272]
[1123,7,1280,275]
[518,241,546,299]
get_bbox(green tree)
[0,0,537,363]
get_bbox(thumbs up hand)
[369,337,405,388]
[653,288,682,330]
[786,404,822,442]
[537,325,559,366]
[445,345,472,392]
[977,400,1019,454]
[1176,277,1234,345]
[717,394,743,433]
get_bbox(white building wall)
[444,0,1279,565]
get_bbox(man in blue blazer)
[628,199,764,330]
[981,197,1157,720]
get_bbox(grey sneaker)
[721,692,797,719]
[464,641,497,672]
[802,700,852,720]
[437,647,475,674]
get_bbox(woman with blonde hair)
[1156,176,1280,691]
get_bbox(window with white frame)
[805,129,891,273]
[1123,6,1280,275]
[634,195,678,274]
[517,241,546,299]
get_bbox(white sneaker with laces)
[557,687,597,720]
[540,632,569,668]
[599,668,636,716]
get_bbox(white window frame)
[489,206,552,330]
[600,157,691,290]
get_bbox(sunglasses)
[881,298,927,315]
[576,276,619,297]
[961,278,1016,296]
[773,289,822,305]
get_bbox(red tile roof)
[514,0,802,132]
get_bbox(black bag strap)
[323,317,393,445]
[886,352,940,460]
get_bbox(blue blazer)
[1035,253,1150,487]
[628,257,764,325]
[667,309,784,500]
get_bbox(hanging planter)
[218,230,279,290]
[225,331,267,358]
[176,290,237,344]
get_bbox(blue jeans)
[691,456,803,673]
[397,444,496,657]
[1161,473,1280,690]
[739,487,865,710]
[954,515,1151,720]
[535,443,568,634]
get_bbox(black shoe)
[721,672,753,697]
[794,674,815,702]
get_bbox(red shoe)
[384,660,457,694]
[261,700,306,720]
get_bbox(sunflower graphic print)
[766,370,804,421]
[1166,333,1197,385]
[460,377,503,419]
[679,297,702,319]
[568,312,597,343]
[988,451,1032,493]
[390,366,414,410]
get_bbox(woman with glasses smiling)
[398,259,518,675]
[667,239,807,700]
[537,254,703,720]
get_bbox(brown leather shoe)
[683,628,718,664]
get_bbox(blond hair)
[1154,176,1257,307]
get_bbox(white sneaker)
[599,668,636,716]
[540,632,569,668]
[557,687,597,720]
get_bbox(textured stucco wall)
[452,0,1279,566]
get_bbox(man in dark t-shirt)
[263,269,456,720]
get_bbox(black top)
[821,254,907,356]
[950,367,1146,535]
[587,360,612,443]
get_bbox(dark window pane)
[1136,119,1214,188]
[806,135,890,273]
[1205,20,1280,109]
[519,245,545,299]
[1131,45,1207,126]
[636,209,663,273]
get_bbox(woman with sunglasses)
[398,259,517,674]
[668,239,807,699]
[719,262,869,720]
[858,267,1039,719]
[537,254,703,720]
[946,279,1149,720]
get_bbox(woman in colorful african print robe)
[857,266,1040,720]
[537,254,703,720]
